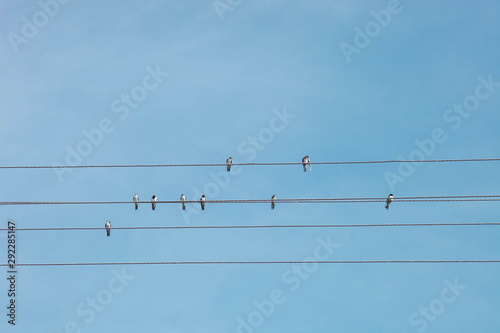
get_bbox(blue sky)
[1,0,500,332]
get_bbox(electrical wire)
[2,260,499,267]
[1,195,500,206]
[2,222,500,231]
[1,158,500,169]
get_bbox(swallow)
[180,194,186,210]
[105,220,111,237]
[226,157,232,172]
[200,195,206,210]
[271,194,276,210]
[302,155,311,172]
[152,195,157,211]
[133,194,139,210]
[385,194,394,210]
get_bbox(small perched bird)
[302,155,311,172]
[271,194,276,210]
[200,195,206,210]
[151,195,157,211]
[226,157,232,172]
[180,194,186,210]
[385,194,394,210]
[133,194,139,210]
[105,220,111,237]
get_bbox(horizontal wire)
[396,195,500,199]
[3,222,500,231]
[2,260,499,267]
[1,196,500,205]
[1,158,500,169]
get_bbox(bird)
[180,194,186,210]
[302,155,311,172]
[200,195,206,210]
[133,194,139,210]
[226,157,232,172]
[271,194,276,210]
[385,194,394,210]
[105,220,111,237]
[151,195,157,211]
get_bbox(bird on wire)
[105,220,111,237]
[152,195,157,211]
[302,155,311,172]
[180,194,186,210]
[200,195,206,210]
[385,194,394,210]
[133,194,139,210]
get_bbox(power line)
[3,222,500,232]
[2,260,499,267]
[1,158,500,169]
[1,195,500,206]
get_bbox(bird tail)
[385,204,389,210]
[303,164,306,172]
[152,205,155,211]
[182,204,186,210]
